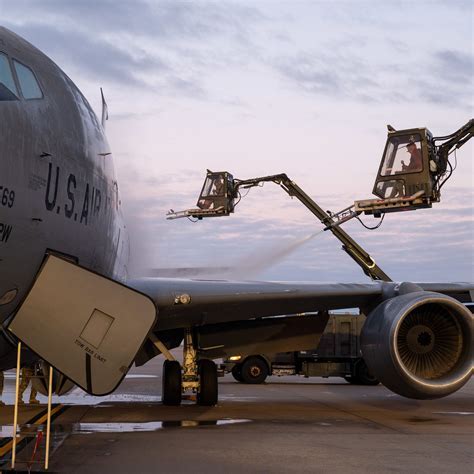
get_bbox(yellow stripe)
[0,404,64,458]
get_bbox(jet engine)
[31,362,75,396]
[361,290,472,399]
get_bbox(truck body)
[219,313,379,385]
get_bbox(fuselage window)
[0,53,19,101]
[13,60,43,99]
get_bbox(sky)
[2,0,473,282]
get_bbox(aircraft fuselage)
[0,27,128,367]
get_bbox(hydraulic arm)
[167,172,391,281]
[234,174,391,281]
[433,118,473,179]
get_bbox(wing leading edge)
[129,279,383,331]
[129,278,473,331]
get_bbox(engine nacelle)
[361,291,473,399]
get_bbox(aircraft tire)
[231,364,244,383]
[240,357,268,384]
[197,359,218,406]
[162,360,182,405]
[356,360,379,386]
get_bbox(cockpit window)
[0,53,19,101]
[13,60,43,99]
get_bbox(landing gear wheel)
[231,364,244,383]
[162,360,182,406]
[240,357,268,384]
[197,359,218,406]
[356,360,379,386]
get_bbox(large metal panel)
[8,255,156,395]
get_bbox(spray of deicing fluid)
[231,229,325,278]
[144,230,326,279]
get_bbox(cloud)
[2,21,205,96]
[270,44,473,108]
[16,23,168,87]
[270,51,381,102]
[433,50,473,83]
[411,49,473,108]
[2,1,265,97]
[3,0,264,41]
[4,2,471,110]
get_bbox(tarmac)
[0,354,472,473]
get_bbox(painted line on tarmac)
[0,404,69,464]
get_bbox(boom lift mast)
[236,173,390,281]
[167,119,473,281]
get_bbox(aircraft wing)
[128,278,473,331]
